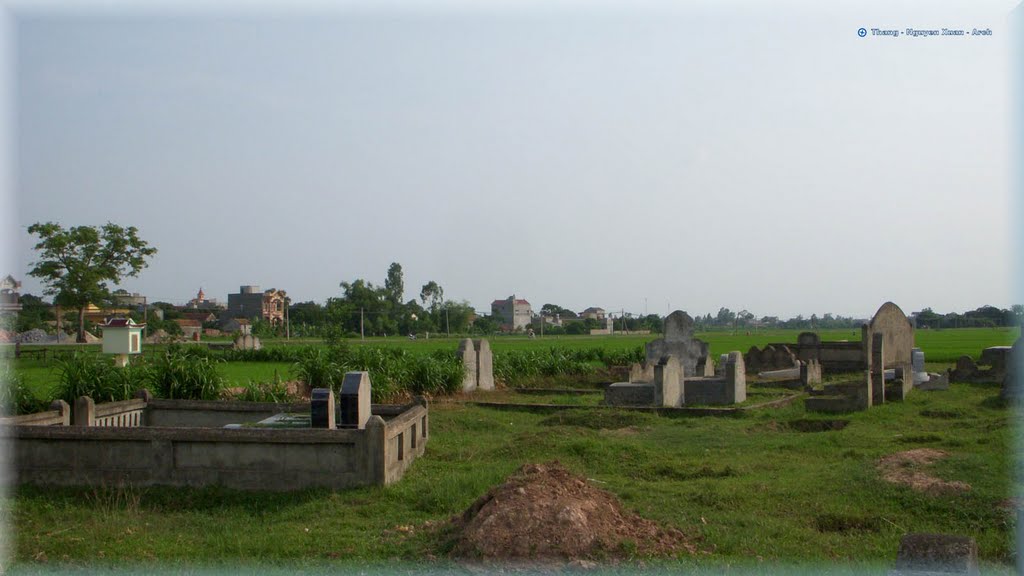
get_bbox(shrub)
[236,373,290,403]
[292,348,344,390]
[0,366,48,415]
[149,350,225,400]
[54,354,147,404]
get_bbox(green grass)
[7,381,1015,571]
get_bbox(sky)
[0,0,1018,320]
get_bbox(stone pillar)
[871,333,885,405]
[475,339,494,391]
[457,338,477,392]
[726,351,746,404]
[49,399,70,426]
[653,355,682,407]
[365,415,387,486]
[73,396,95,426]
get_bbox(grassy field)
[7,380,1016,572]
[4,328,1019,571]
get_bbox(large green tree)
[27,222,157,343]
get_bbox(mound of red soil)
[450,462,696,560]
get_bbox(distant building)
[180,311,217,325]
[82,303,130,324]
[184,287,223,310]
[491,295,533,331]
[0,275,22,314]
[173,318,202,341]
[111,289,147,309]
[580,307,607,321]
[0,275,22,329]
[220,317,252,335]
[226,285,287,326]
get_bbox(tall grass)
[53,354,147,405]
[149,350,225,400]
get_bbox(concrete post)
[49,399,70,426]
[365,415,387,486]
[871,333,886,405]
[74,396,96,426]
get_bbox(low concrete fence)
[0,400,70,427]
[1,393,429,491]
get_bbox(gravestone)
[950,356,978,382]
[867,302,914,375]
[644,311,710,377]
[629,361,655,383]
[475,339,494,391]
[458,339,478,392]
[797,332,821,347]
[338,371,371,429]
[744,346,763,373]
[653,355,682,407]
[716,353,729,376]
[310,388,336,428]
[892,533,979,575]
[911,348,930,386]
[800,359,822,387]
[726,351,746,404]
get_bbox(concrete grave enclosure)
[802,302,920,413]
[607,311,745,407]
[0,373,429,491]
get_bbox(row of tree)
[16,221,1024,340]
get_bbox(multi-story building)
[491,295,533,331]
[580,307,607,321]
[225,285,287,326]
[184,288,223,310]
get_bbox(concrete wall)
[145,398,309,428]
[1,397,429,491]
[604,383,655,406]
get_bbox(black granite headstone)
[310,388,335,428]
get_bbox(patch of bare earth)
[876,449,971,495]
[449,462,697,561]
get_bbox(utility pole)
[360,307,364,340]
[285,296,290,340]
[142,296,148,339]
[445,305,450,338]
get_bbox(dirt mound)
[450,462,696,560]
[876,449,971,495]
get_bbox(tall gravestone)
[458,338,478,392]
[338,371,371,429]
[726,351,746,404]
[867,302,914,386]
[475,339,494,391]
[653,355,682,407]
[645,311,710,377]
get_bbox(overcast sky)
[1,0,1018,319]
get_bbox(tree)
[385,262,404,304]
[419,281,444,311]
[27,222,157,343]
[540,303,577,318]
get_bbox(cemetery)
[1,315,1018,571]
